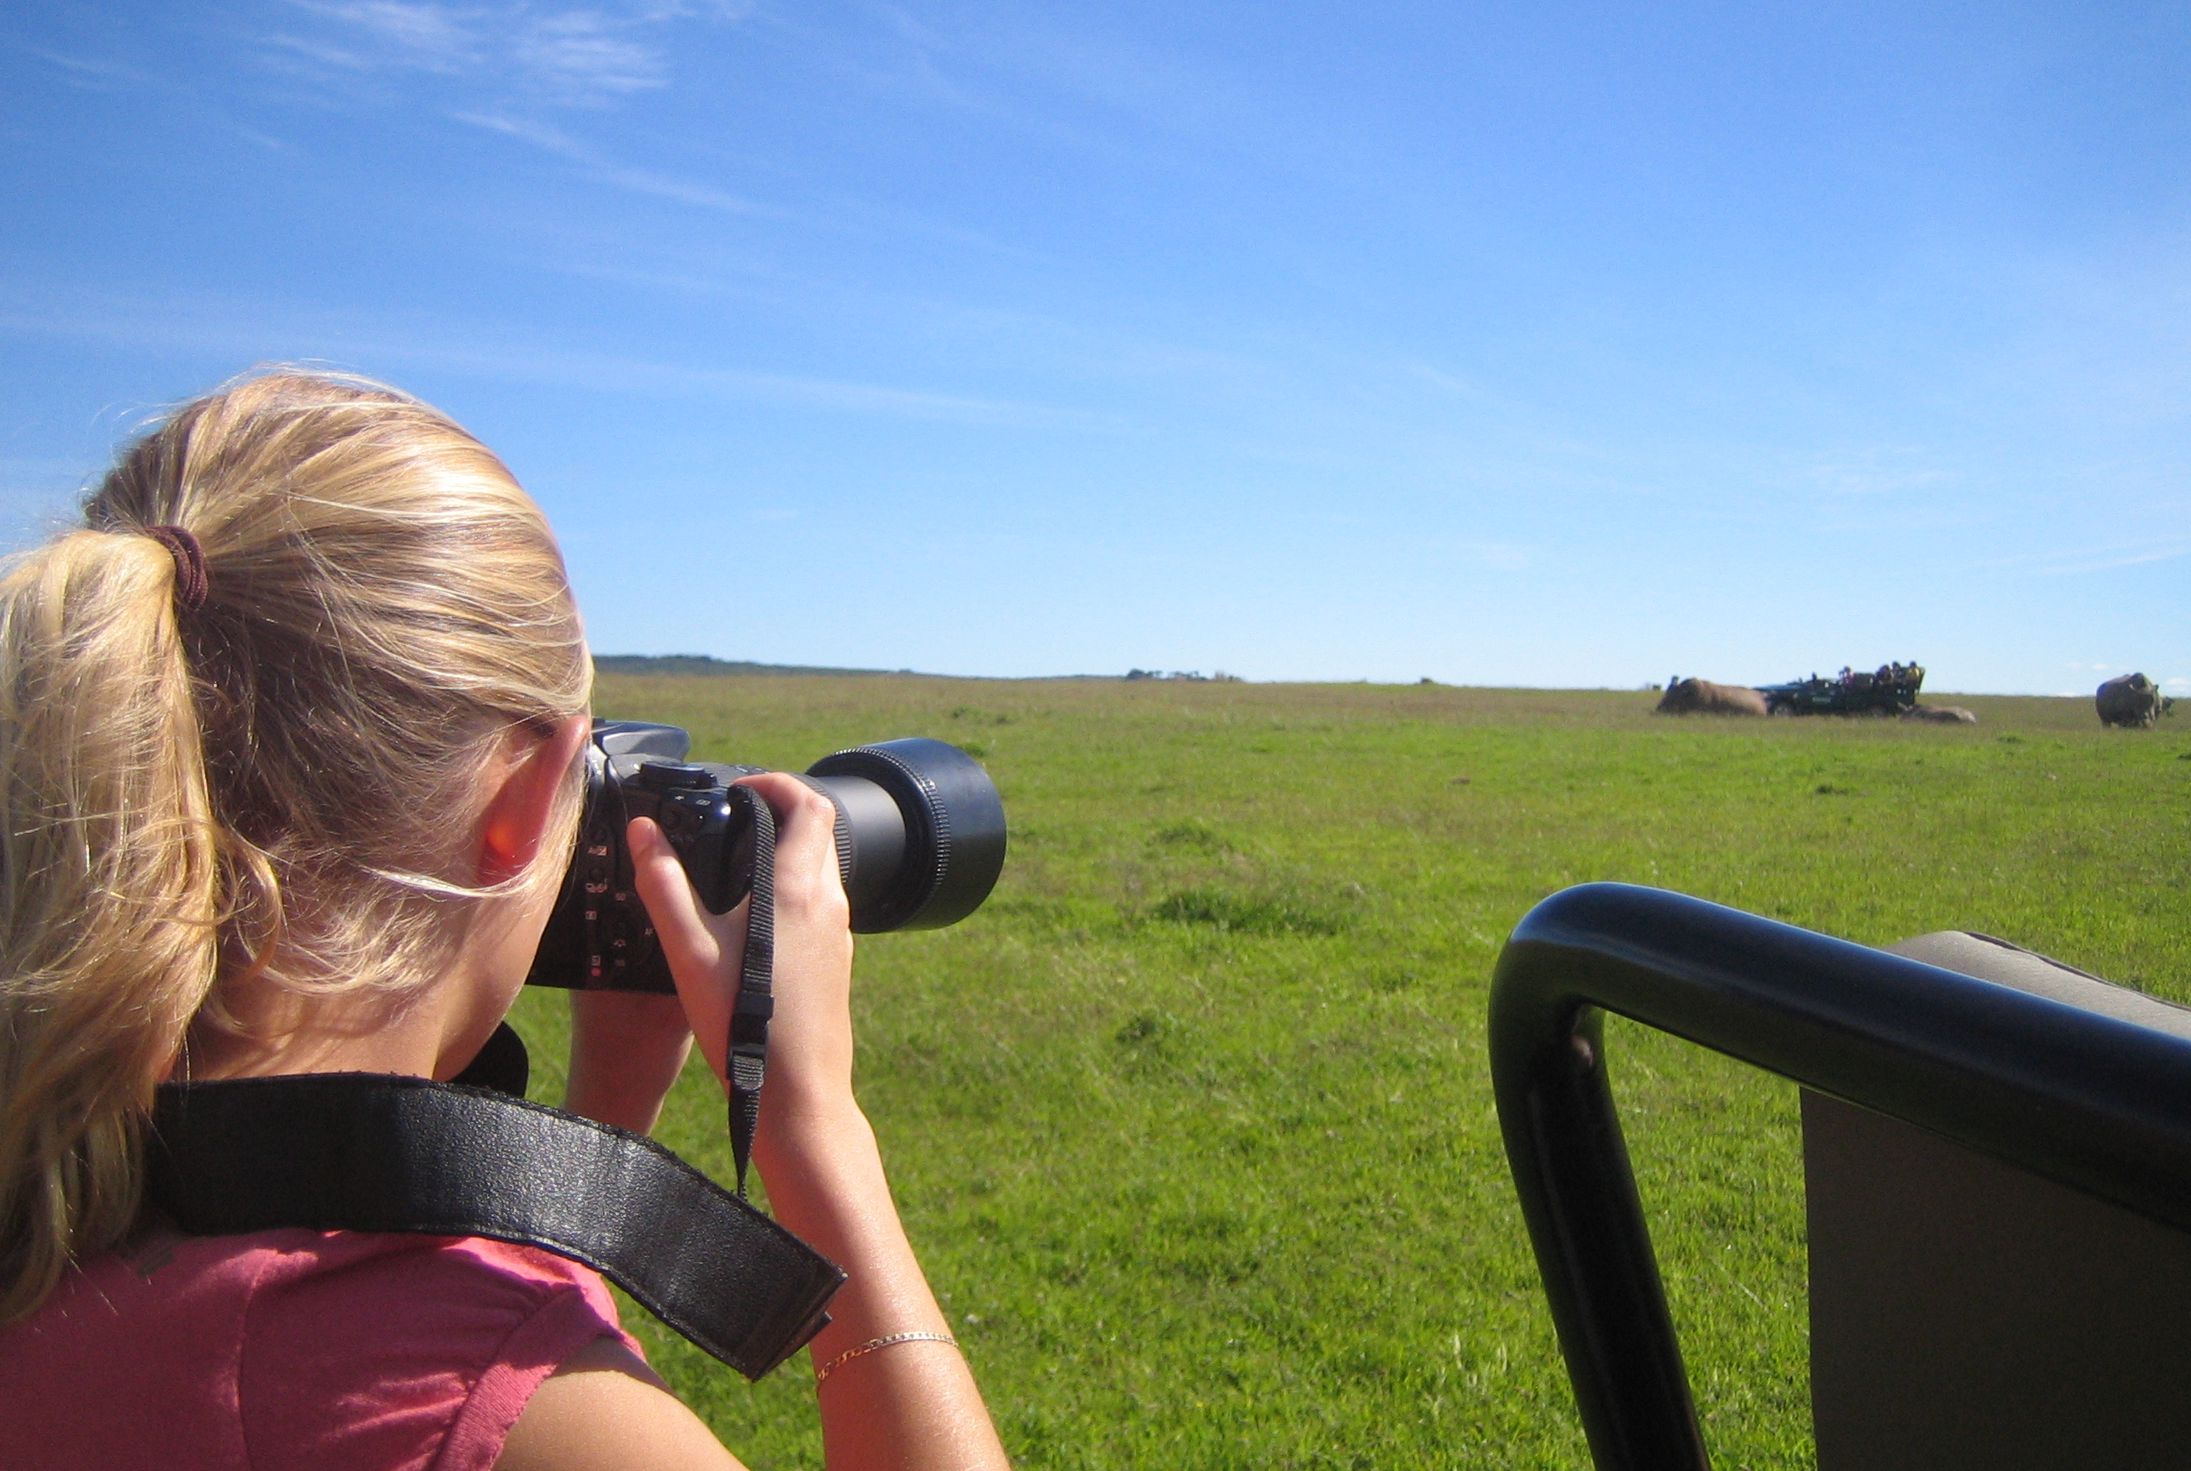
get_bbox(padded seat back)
[1805,933,2191,1470]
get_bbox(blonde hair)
[0,370,592,1319]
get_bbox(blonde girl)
[0,370,1007,1471]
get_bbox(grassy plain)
[512,676,2189,1469]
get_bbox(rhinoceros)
[2095,673,2169,729]
[1903,704,1978,725]
[1656,677,1768,717]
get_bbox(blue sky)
[3,2,2184,694]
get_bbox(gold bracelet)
[813,1330,960,1386]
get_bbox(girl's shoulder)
[246,1227,624,1323]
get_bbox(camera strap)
[724,784,776,1199]
[145,1051,845,1381]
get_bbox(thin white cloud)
[623,0,754,21]
[1409,362,1505,405]
[1998,540,2191,578]
[232,125,302,154]
[269,0,744,105]
[281,1,479,72]
[258,32,378,74]
[760,7,1223,165]
[0,282,1115,433]
[450,109,781,216]
[25,46,149,89]
[244,7,779,217]
[585,161,768,214]
[422,341,1115,430]
[1799,451,1958,500]
[516,12,666,98]
[803,185,1057,265]
[450,109,582,153]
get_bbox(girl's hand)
[624,774,1009,1471]
[626,772,857,1126]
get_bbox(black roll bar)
[1488,882,2191,1470]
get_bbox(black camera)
[526,720,1006,993]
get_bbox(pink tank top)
[0,1223,640,1470]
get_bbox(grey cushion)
[1888,930,2191,1038]
[1806,933,2191,1470]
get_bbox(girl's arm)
[561,988,693,1135]
[501,771,1008,1471]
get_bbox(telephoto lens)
[526,721,1006,992]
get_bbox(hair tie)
[147,525,211,613]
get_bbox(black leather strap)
[147,1071,845,1381]
[726,784,775,1197]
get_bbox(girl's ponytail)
[0,527,228,1318]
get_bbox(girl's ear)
[477,715,591,886]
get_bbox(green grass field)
[511,676,2189,1469]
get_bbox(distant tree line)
[593,654,904,678]
[593,655,1255,683]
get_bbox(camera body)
[527,720,1006,993]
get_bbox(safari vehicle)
[1758,661,1923,716]
[1491,884,2191,1469]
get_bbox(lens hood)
[806,738,1007,933]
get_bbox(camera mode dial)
[636,760,714,789]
